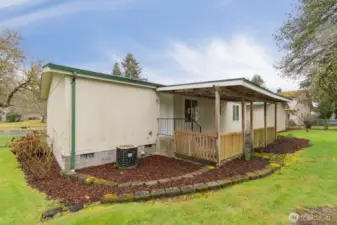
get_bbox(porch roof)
[157,78,290,103]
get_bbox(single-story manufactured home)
[40,63,290,171]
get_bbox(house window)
[233,105,239,121]
[185,99,198,122]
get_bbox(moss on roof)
[43,63,164,88]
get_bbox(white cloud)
[0,0,133,28]
[0,0,31,8]
[161,35,299,91]
[69,34,299,92]
[0,0,48,9]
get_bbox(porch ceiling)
[157,78,290,103]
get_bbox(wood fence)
[174,130,217,162]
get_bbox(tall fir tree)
[250,74,265,87]
[112,62,122,76]
[121,53,142,79]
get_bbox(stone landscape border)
[61,166,214,188]
[60,157,284,204]
[43,157,283,220]
[99,160,283,204]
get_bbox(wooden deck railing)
[253,127,276,148]
[174,127,276,164]
[174,130,217,162]
[219,132,244,161]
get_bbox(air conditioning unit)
[116,145,138,169]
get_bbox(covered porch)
[157,78,290,166]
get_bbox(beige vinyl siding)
[46,74,71,169]
[74,77,158,155]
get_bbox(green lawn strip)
[0,146,59,225]
[0,130,336,225]
[0,135,13,147]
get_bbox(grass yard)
[0,130,337,224]
[0,120,46,131]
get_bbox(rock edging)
[100,161,282,204]
[60,166,214,189]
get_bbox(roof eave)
[157,79,290,102]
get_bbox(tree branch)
[3,75,32,107]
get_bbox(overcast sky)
[0,0,300,91]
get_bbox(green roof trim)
[43,63,164,88]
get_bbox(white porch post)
[214,86,221,166]
[264,102,267,146]
[250,101,254,148]
[274,102,278,140]
[241,98,246,156]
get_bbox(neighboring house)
[277,89,312,126]
[40,63,290,171]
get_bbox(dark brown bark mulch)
[77,155,202,182]
[254,137,310,154]
[20,156,269,205]
[149,157,269,188]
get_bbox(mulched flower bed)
[140,157,269,189]
[254,136,310,154]
[20,156,269,205]
[77,155,202,183]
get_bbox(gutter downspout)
[71,72,77,170]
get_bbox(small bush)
[9,132,53,180]
[6,113,21,122]
[303,115,314,131]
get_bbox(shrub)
[6,112,21,122]
[303,115,314,131]
[9,132,53,180]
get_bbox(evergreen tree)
[121,53,142,79]
[112,62,122,76]
[250,74,265,86]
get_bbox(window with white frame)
[232,105,239,121]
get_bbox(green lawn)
[0,135,16,147]
[1,130,337,225]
